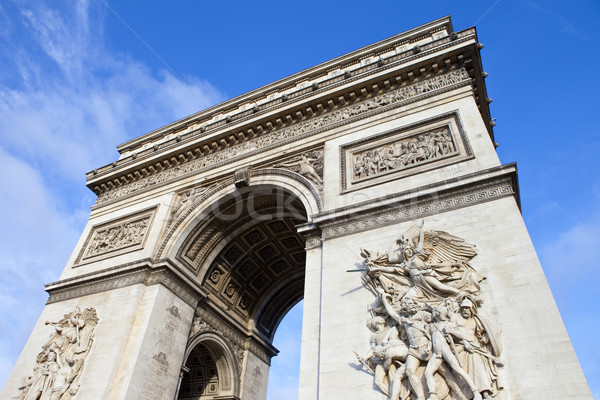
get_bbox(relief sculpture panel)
[355,221,503,400]
[75,208,156,265]
[352,127,456,181]
[341,112,472,192]
[13,308,99,400]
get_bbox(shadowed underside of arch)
[177,186,308,340]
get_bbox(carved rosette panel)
[341,111,472,192]
[15,307,99,400]
[355,222,503,400]
[75,208,156,265]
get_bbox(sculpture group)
[353,127,456,180]
[13,308,98,400]
[356,221,503,400]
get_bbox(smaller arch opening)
[266,300,303,400]
[179,344,219,399]
[178,339,236,400]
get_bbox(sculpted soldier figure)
[454,298,503,399]
[358,221,503,400]
[425,305,483,400]
[355,316,408,396]
[14,308,98,400]
[379,290,431,400]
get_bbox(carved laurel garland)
[95,68,471,205]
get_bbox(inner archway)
[179,343,219,399]
[176,183,314,400]
[265,300,304,400]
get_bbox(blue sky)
[0,1,598,398]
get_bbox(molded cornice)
[86,17,492,200]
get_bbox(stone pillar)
[298,225,323,399]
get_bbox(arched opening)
[179,343,219,399]
[176,185,308,336]
[266,300,303,400]
[172,180,318,400]
[177,333,240,400]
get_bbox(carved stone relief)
[167,186,208,229]
[341,111,472,192]
[190,309,245,373]
[273,149,324,190]
[352,126,456,181]
[75,208,156,265]
[138,304,183,400]
[13,308,99,400]
[354,221,503,400]
[95,68,470,205]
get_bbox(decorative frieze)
[94,68,471,205]
[75,208,156,265]
[341,111,472,192]
[46,264,201,307]
[320,169,516,240]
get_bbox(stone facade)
[1,16,592,400]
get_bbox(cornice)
[86,22,488,190]
[114,17,455,154]
[313,163,519,240]
[89,67,474,207]
[45,259,207,307]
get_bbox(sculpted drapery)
[356,221,503,400]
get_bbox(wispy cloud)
[524,0,592,41]
[539,210,600,397]
[0,0,225,388]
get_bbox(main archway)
[168,172,321,400]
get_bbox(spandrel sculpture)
[273,150,324,188]
[14,308,99,400]
[355,221,503,400]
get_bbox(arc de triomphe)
[2,17,592,400]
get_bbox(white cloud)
[539,213,600,397]
[0,0,226,389]
[0,146,81,387]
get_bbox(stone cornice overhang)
[44,258,208,307]
[44,258,279,361]
[305,163,520,240]
[86,16,492,199]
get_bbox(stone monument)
[1,16,592,400]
